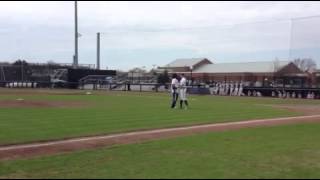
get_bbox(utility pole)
[74,1,78,68]
[190,66,193,84]
[97,32,100,70]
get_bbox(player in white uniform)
[170,73,180,109]
[179,74,189,109]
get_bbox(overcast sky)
[0,1,320,70]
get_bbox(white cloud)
[0,1,73,26]
[0,1,320,70]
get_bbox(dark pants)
[171,90,179,108]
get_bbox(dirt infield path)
[1,114,320,160]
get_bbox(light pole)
[74,1,79,68]
[96,32,100,70]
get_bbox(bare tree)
[293,58,317,73]
[273,58,280,71]
[47,60,57,65]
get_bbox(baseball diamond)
[1,1,320,179]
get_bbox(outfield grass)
[0,90,318,145]
[1,123,320,179]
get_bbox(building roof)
[193,61,291,73]
[165,58,212,68]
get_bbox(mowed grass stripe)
[0,106,294,129]
[0,105,293,125]
[0,101,284,120]
[1,123,320,178]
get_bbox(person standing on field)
[179,74,189,109]
[170,73,179,109]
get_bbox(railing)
[0,80,78,89]
[1,80,320,99]
[79,75,112,83]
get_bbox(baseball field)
[1,88,320,178]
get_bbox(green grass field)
[1,89,316,145]
[1,89,320,179]
[1,123,320,179]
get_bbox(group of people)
[247,90,263,97]
[169,75,320,108]
[170,73,189,109]
[307,92,317,99]
[272,91,317,99]
[209,82,244,96]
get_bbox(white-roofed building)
[193,61,290,74]
[160,58,308,88]
[159,58,212,72]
